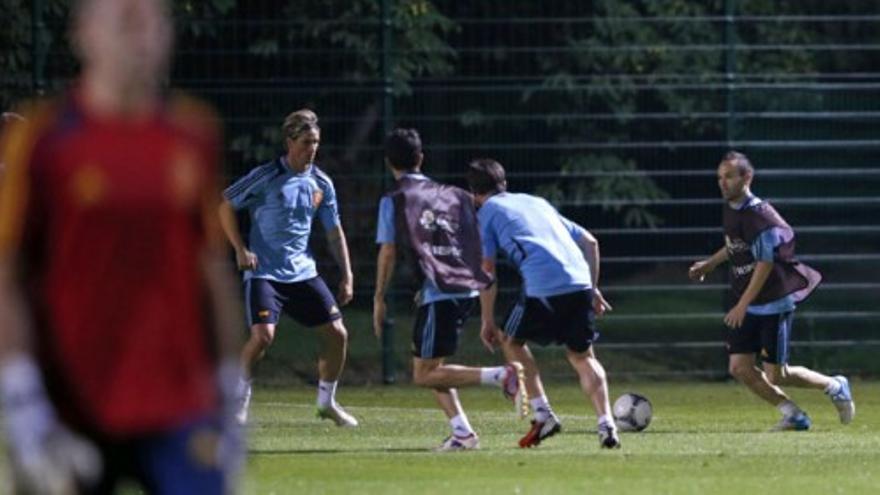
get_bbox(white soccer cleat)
[235,382,252,426]
[829,375,855,425]
[434,433,480,452]
[598,422,621,449]
[316,403,359,427]
[502,361,529,419]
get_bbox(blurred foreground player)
[0,0,243,493]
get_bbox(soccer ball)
[613,393,653,432]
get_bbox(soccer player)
[373,129,527,451]
[218,109,357,427]
[689,151,854,430]
[467,159,620,449]
[0,0,243,493]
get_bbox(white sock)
[450,414,475,437]
[598,414,615,428]
[238,377,252,399]
[530,395,552,422]
[824,379,841,396]
[777,399,800,417]
[317,380,338,408]
[480,366,507,386]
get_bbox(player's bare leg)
[413,356,526,416]
[235,323,276,424]
[566,347,619,448]
[765,363,831,390]
[241,323,275,374]
[499,335,546,401]
[499,335,561,447]
[765,363,854,424]
[317,319,347,381]
[432,387,480,451]
[315,319,358,426]
[729,354,811,430]
[412,357,481,388]
[729,354,790,404]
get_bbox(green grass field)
[242,381,880,495]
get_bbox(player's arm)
[326,224,354,306]
[218,199,257,271]
[372,196,397,338]
[573,226,612,315]
[315,176,353,306]
[724,228,779,328]
[478,258,501,353]
[561,214,611,315]
[724,261,773,329]
[689,246,729,282]
[0,114,101,492]
[373,242,396,338]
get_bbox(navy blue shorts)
[726,311,794,365]
[503,289,599,353]
[245,276,341,328]
[80,416,227,495]
[411,297,477,359]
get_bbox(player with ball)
[468,159,620,449]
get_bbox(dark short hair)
[721,151,754,177]
[467,158,507,195]
[384,128,422,171]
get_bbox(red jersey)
[0,92,225,435]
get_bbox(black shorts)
[503,289,598,353]
[726,311,794,365]
[245,276,341,328]
[411,297,477,359]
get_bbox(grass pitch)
[243,380,879,495]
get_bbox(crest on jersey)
[70,164,106,206]
[419,209,454,234]
[170,148,200,207]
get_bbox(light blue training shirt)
[376,173,478,306]
[224,157,340,283]
[733,194,796,315]
[478,192,592,298]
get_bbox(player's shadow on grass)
[566,427,812,434]
[249,447,433,455]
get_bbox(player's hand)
[480,321,500,353]
[372,297,386,339]
[337,275,353,306]
[724,303,748,329]
[2,356,102,494]
[12,426,103,495]
[592,288,613,316]
[688,260,711,282]
[235,248,258,271]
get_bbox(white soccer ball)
[613,393,653,432]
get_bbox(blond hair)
[282,109,319,141]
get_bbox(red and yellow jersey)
[0,91,225,436]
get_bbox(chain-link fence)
[5,1,879,381]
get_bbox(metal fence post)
[31,0,46,95]
[379,0,396,384]
[724,0,737,146]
